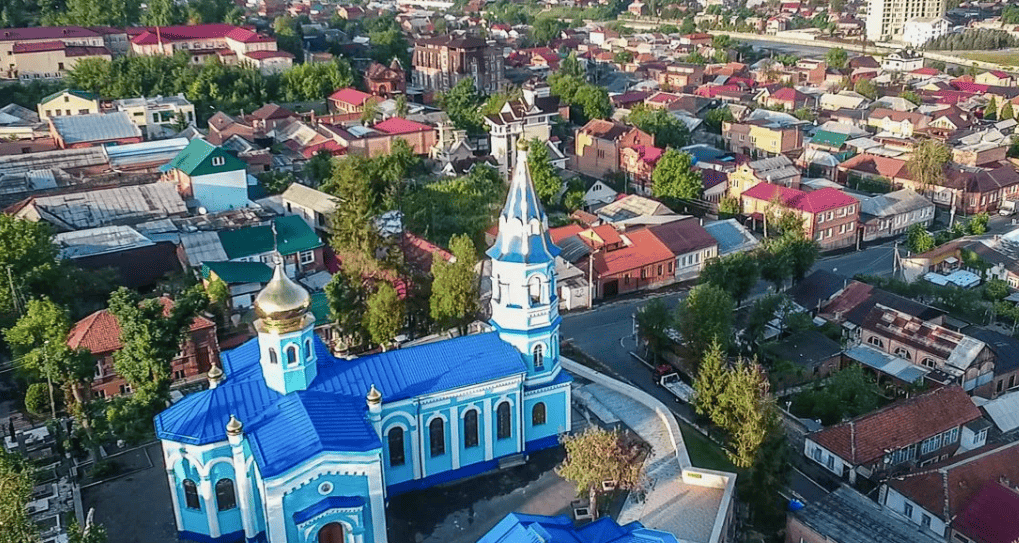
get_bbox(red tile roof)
[741,183,858,215]
[770,86,807,103]
[952,480,1019,542]
[952,81,991,94]
[12,41,65,53]
[0,26,99,42]
[67,298,214,355]
[329,87,372,106]
[373,117,432,135]
[911,67,940,76]
[593,228,674,275]
[987,70,1011,79]
[839,153,912,181]
[549,224,584,245]
[810,386,981,466]
[130,24,269,45]
[628,145,664,164]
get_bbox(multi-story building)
[740,183,860,250]
[901,17,950,47]
[722,119,803,158]
[866,0,946,43]
[163,138,250,213]
[727,155,802,200]
[128,24,293,75]
[0,26,110,79]
[37,89,100,121]
[574,120,654,179]
[111,94,196,139]
[484,80,560,176]
[411,33,505,96]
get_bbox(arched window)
[867,336,884,349]
[183,479,201,510]
[496,402,512,440]
[528,275,542,304]
[388,427,405,467]
[533,344,544,371]
[894,347,911,361]
[463,409,479,448]
[921,357,937,368]
[286,345,298,365]
[268,348,278,365]
[429,418,445,457]
[305,338,313,361]
[216,479,236,511]
[532,402,546,426]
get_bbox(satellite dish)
[198,207,208,215]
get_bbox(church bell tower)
[486,141,563,387]
[253,264,319,395]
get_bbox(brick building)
[411,33,505,96]
[574,120,653,179]
[740,183,860,250]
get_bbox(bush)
[24,383,60,417]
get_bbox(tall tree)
[1001,101,1015,121]
[652,150,703,201]
[439,77,484,133]
[571,84,612,122]
[430,234,479,334]
[825,47,848,69]
[694,338,729,420]
[635,298,671,364]
[699,251,759,306]
[324,272,367,349]
[557,428,643,519]
[142,0,185,25]
[853,78,878,100]
[527,139,562,206]
[986,96,1000,120]
[758,244,792,291]
[303,150,334,187]
[676,284,735,356]
[626,104,691,148]
[907,138,952,196]
[0,450,37,543]
[0,215,59,329]
[395,94,409,118]
[531,17,567,46]
[363,282,404,350]
[715,358,775,468]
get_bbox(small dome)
[226,415,243,436]
[207,364,224,382]
[254,264,310,330]
[367,384,382,405]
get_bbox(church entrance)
[317,523,345,543]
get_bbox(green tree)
[324,272,367,349]
[360,100,379,126]
[626,104,690,148]
[363,282,404,350]
[967,212,989,235]
[1002,101,1015,121]
[704,106,734,134]
[793,107,816,122]
[0,450,37,543]
[714,358,775,468]
[556,428,643,519]
[906,223,935,253]
[0,215,60,328]
[758,246,792,291]
[694,338,729,420]
[527,139,562,206]
[680,17,696,33]
[651,150,702,201]
[24,383,59,417]
[572,84,612,122]
[635,298,671,364]
[985,96,998,121]
[325,158,386,275]
[280,59,354,101]
[717,194,740,215]
[1005,5,1019,24]
[613,50,634,64]
[439,77,484,133]
[395,94,409,118]
[430,234,479,334]
[532,17,568,46]
[677,284,735,356]
[854,78,878,100]
[899,90,922,106]
[907,138,952,196]
[142,0,185,25]
[67,521,108,543]
[791,365,883,425]
[778,236,820,282]
[699,251,759,306]
[825,47,848,69]
[303,150,334,187]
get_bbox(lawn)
[679,422,738,473]
[957,51,1019,67]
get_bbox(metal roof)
[793,486,942,543]
[50,111,142,144]
[844,344,929,384]
[55,225,153,259]
[218,215,322,259]
[201,261,273,284]
[179,231,228,265]
[281,183,337,216]
[26,182,186,229]
[702,219,759,256]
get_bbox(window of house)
[921,358,936,368]
[868,336,884,348]
[429,418,445,457]
[119,383,132,395]
[496,402,512,440]
[533,344,544,371]
[998,380,1004,393]
[1010,375,1016,389]
[463,410,479,448]
[299,250,314,265]
[532,403,546,426]
[211,156,226,167]
[624,274,630,285]
[641,268,647,279]
[894,347,911,360]
[388,427,405,466]
[174,369,185,380]
[812,447,822,462]
[657,264,663,276]
[268,348,278,364]
[183,479,201,510]
[904,502,913,518]
[216,479,236,511]
[945,427,959,444]
[921,514,931,529]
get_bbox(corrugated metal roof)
[50,111,142,143]
[980,389,1019,433]
[29,182,186,229]
[218,215,322,259]
[179,231,228,265]
[55,225,153,259]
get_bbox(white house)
[881,50,925,72]
[163,138,250,213]
[901,17,950,48]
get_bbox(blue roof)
[155,332,527,449]
[479,513,679,543]
[247,391,380,478]
[486,148,560,264]
[293,496,365,524]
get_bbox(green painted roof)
[309,291,330,326]
[202,261,274,284]
[40,89,98,104]
[165,138,246,176]
[811,130,850,149]
[218,215,323,260]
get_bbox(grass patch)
[679,422,738,473]
[957,51,1019,66]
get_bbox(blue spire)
[486,145,560,264]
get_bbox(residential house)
[765,330,843,388]
[596,194,676,225]
[574,120,653,178]
[9,182,187,231]
[201,260,274,309]
[619,145,664,195]
[365,59,406,98]
[481,514,684,543]
[939,165,1019,215]
[963,327,1019,400]
[761,87,813,111]
[411,33,505,96]
[110,94,196,139]
[67,298,220,398]
[804,386,983,483]
[727,155,802,199]
[881,50,925,72]
[281,183,338,235]
[880,441,1019,539]
[37,89,99,121]
[128,24,293,76]
[646,217,718,282]
[867,108,930,138]
[656,63,706,91]
[974,70,1015,87]
[858,189,934,242]
[590,227,675,298]
[787,486,943,543]
[901,17,950,48]
[163,138,250,213]
[721,119,803,158]
[583,179,618,212]
[484,80,560,176]
[217,215,325,276]
[340,117,437,157]
[741,183,860,250]
[819,91,869,111]
[837,153,913,189]
[49,111,143,149]
[328,87,378,115]
[951,480,1019,543]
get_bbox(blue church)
[154,143,573,543]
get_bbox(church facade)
[154,144,572,543]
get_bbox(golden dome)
[367,384,382,405]
[226,415,243,436]
[207,364,224,382]
[254,264,311,332]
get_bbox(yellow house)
[975,70,1014,88]
[37,89,100,121]
[727,155,802,200]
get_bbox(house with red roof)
[127,24,291,75]
[340,117,437,157]
[975,70,1015,88]
[328,87,378,114]
[761,86,813,111]
[619,144,664,194]
[805,386,983,484]
[67,297,220,399]
[591,227,676,298]
[574,119,654,178]
[741,183,859,250]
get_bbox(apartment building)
[574,120,654,179]
[722,118,803,158]
[111,94,196,139]
[128,24,292,75]
[866,0,946,43]
[741,183,860,250]
[0,26,110,79]
[411,33,505,96]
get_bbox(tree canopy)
[677,284,734,356]
[651,150,702,201]
[557,428,643,519]
[430,234,479,333]
[907,138,952,194]
[527,139,562,206]
[626,104,691,149]
[825,48,848,69]
[364,282,404,349]
[0,450,37,543]
[439,77,485,133]
[699,251,759,306]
